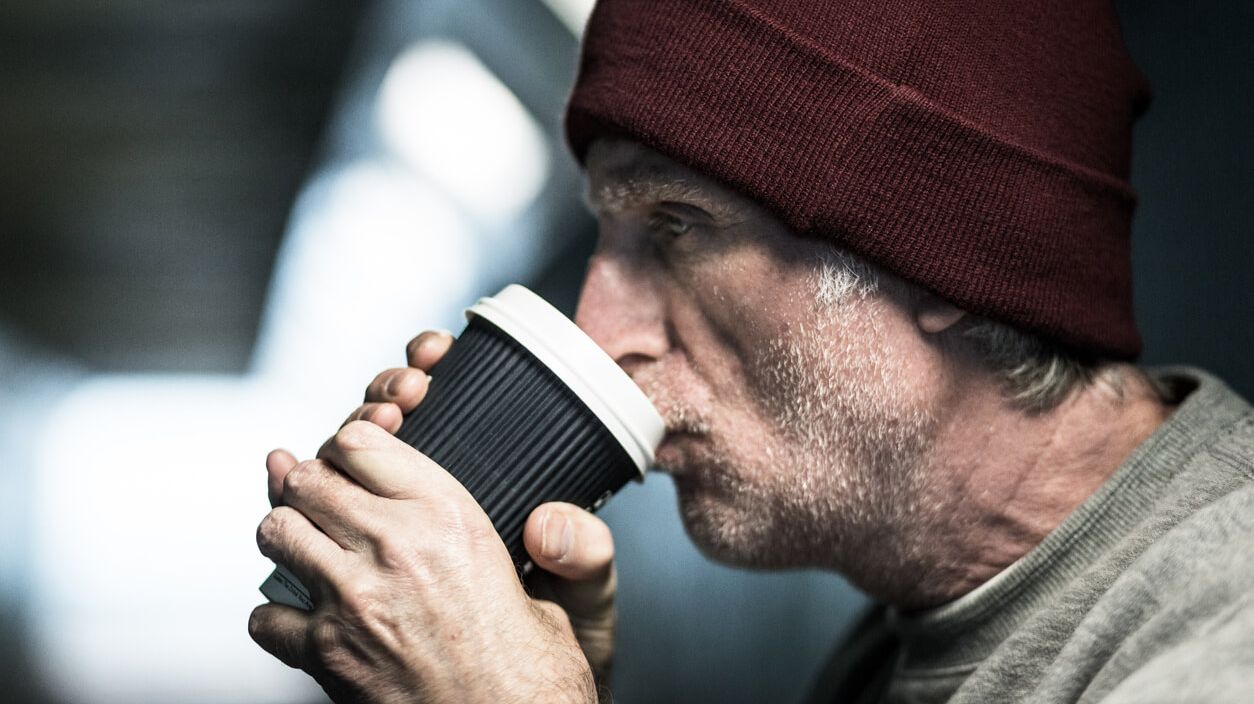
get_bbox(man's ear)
[914,293,966,334]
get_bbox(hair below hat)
[565,0,1151,358]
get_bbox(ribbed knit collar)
[884,367,1250,674]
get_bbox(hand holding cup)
[253,286,664,698]
[342,328,619,683]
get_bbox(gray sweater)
[811,368,1254,703]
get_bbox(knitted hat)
[565,0,1151,358]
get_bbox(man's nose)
[574,254,669,369]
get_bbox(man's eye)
[648,212,693,237]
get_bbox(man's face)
[576,139,945,579]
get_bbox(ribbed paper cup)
[261,285,664,610]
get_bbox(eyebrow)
[583,163,746,223]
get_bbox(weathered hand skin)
[250,330,617,704]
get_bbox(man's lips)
[652,430,706,476]
[653,440,683,475]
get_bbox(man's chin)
[672,481,788,569]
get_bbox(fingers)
[256,505,348,595]
[280,460,381,552]
[249,603,311,670]
[317,421,465,502]
[340,332,450,437]
[267,448,299,508]
[406,330,455,371]
[363,367,431,413]
[341,402,403,434]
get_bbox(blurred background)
[0,0,1249,702]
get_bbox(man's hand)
[250,331,618,702]
[250,424,597,703]
[338,330,618,686]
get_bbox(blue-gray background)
[0,1,1249,703]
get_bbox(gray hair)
[814,249,1122,413]
[815,250,880,304]
[948,317,1102,412]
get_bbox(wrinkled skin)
[574,138,947,588]
[249,332,614,703]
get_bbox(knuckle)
[375,535,420,572]
[335,580,387,627]
[284,460,312,486]
[464,520,500,551]
[256,508,290,552]
[373,536,442,590]
[440,500,498,551]
[337,586,366,619]
[335,420,379,452]
[310,614,364,680]
[309,614,343,660]
[247,608,265,640]
[281,461,323,501]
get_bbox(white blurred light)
[541,0,597,36]
[376,41,550,225]
[28,377,323,704]
[252,161,479,413]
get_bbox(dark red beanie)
[565,0,1151,358]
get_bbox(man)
[248,0,1254,702]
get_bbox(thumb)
[523,502,616,681]
[523,502,615,619]
[524,502,614,582]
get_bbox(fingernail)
[541,511,573,562]
[384,373,400,396]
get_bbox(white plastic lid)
[466,285,664,476]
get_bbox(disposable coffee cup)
[260,284,665,610]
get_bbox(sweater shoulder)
[1059,452,1254,702]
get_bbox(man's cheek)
[698,291,777,347]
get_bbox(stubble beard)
[642,296,942,596]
